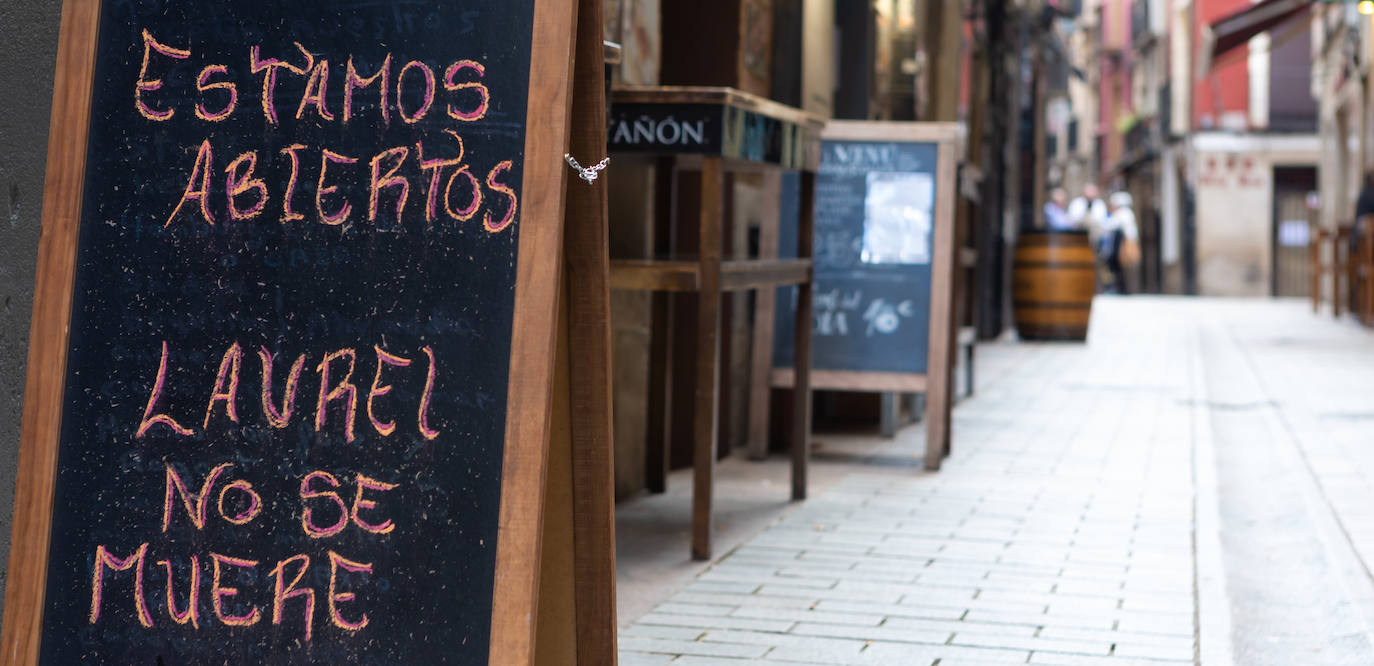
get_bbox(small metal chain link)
[565,154,610,184]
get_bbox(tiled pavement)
[615,298,1374,665]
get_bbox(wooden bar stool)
[1358,218,1374,327]
[1311,220,1350,317]
[607,86,823,560]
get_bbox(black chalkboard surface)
[774,140,940,375]
[32,1,543,663]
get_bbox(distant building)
[1312,2,1368,238]
[1192,0,1317,297]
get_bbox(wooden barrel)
[1013,230,1096,341]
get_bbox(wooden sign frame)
[772,120,962,471]
[0,0,615,663]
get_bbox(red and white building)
[1187,0,1318,297]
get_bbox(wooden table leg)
[791,170,815,502]
[645,157,678,494]
[645,292,673,494]
[747,171,782,460]
[1310,224,1321,314]
[1335,229,1346,318]
[691,157,724,561]
[880,393,898,439]
[1357,225,1368,324]
[906,393,924,423]
[1344,226,1355,318]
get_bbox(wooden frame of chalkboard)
[772,121,962,471]
[0,0,611,663]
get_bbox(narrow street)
[616,297,1374,665]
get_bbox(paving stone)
[617,651,677,666]
[960,609,1114,631]
[672,658,820,666]
[1108,640,1196,661]
[851,559,927,575]
[622,624,710,640]
[732,544,807,556]
[684,580,764,595]
[654,602,739,617]
[756,583,900,604]
[956,596,1054,614]
[795,551,868,565]
[698,570,838,589]
[1051,580,1124,597]
[729,606,884,627]
[636,612,796,633]
[1027,654,1191,665]
[934,660,1036,666]
[1111,615,1194,637]
[1115,595,1192,614]
[855,642,1032,664]
[670,656,807,661]
[788,621,951,645]
[1036,625,1194,650]
[697,628,868,659]
[811,599,967,620]
[759,645,936,666]
[948,632,1112,656]
[669,592,816,610]
[880,616,1038,638]
[618,637,770,659]
[776,566,916,584]
[750,560,855,575]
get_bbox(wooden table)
[608,86,823,560]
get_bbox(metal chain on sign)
[565,154,610,184]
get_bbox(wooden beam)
[721,258,812,290]
[610,260,700,291]
[563,0,619,659]
[0,1,101,660]
[489,0,581,659]
[772,369,929,393]
[535,291,578,666]
[609,258,810,293]
[924,137,960,469]
[921,0,962,122]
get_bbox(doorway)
[1272,166,1317,298]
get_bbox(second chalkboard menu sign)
[0,0,610,664]
[773,121,961,470]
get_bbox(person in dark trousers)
[1101,191,1139,295]
[1357,172,1374,221]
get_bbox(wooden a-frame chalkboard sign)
[773,121,961,471]
[1,0,618,663]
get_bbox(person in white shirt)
[1067,183,1108,239]
[1101,191,1140,294]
